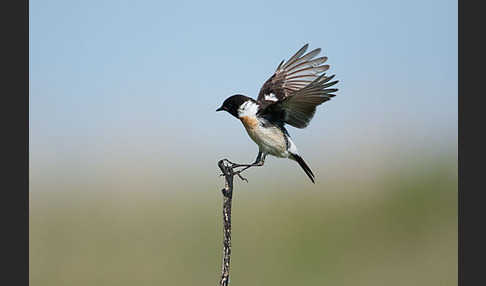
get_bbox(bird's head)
[216,94,256,119]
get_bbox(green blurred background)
[30,151,457,286]
[30,0,456,285]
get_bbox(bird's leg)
[220,152,266,182]
[221,152,263,168]
[221,158,237,166]
[234,151,264,169]
[231,152,266,181]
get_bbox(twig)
[218,158,253,286]
[218,159,234,286]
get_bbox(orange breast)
[240,116,259,130]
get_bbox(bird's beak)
[216,106,224,112]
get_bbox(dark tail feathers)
[291,154,315,183]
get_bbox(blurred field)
[30,152,456,286]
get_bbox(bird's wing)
[257,44,339,128]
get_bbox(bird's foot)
[221,158,238,166]
[232,169,249,182]
[219,158,259,182]
[218,167,249,182]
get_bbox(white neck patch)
[237,100,259,117]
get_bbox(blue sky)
[30,0,457,184]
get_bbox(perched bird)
[216,44,339,183]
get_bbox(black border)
[2,0,29,284]
[459,0,484,285]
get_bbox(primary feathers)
[257,43,339,128]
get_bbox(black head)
[216,94,253,118]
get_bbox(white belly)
[240,116,289,158]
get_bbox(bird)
[216,44,339,183]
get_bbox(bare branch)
[217,157,260,285]
[218,159,233,286]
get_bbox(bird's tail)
[290,153,315,183]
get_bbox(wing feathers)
[280,74,339,128]
[287,56,328,71]
[257,44,339,128]
[281,44,309,70]
[258,44,329,105]
[283,48,321,71]
[286,65,330,78]
[276,59,285,71]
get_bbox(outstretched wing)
[257,44,339,129]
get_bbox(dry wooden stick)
[218,159,234,286]
[217,157,257,285]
